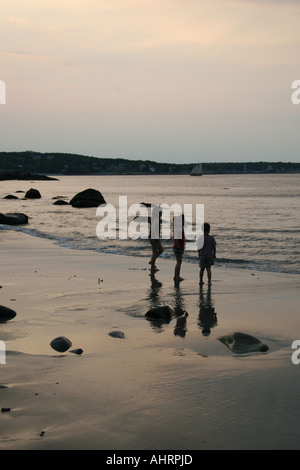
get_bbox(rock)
[218,332,269,354]
[145,305,174,320]
[25,188,41,199]
[0,305,17,323]
[0,170,57,181]
[53,200,69,205]
[69,188,106,208]
[69,348,83,355]
[3,194,18,199]
[1,407,11,413]
[0,213,29,225]
[50,336,72,353]
[108,330,125,339]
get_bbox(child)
[148,209,164,273]
[173,215,185,286]
[198,223,216,286]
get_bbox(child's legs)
[150,249,158,265]
[207,266,212,283]
[150,242,163,266]
[174,252,182,279]
[199,267,205,283]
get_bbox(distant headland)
[0,151,299,178]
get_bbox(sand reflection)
[198,285,218,336]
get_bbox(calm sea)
[0,174,299,275]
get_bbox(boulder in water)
[69,188,106,208]
[0,213,29,225]
[218,332,269,354]
[0,305,17,323]
[25,188,41,199]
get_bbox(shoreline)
[1,230,300,450]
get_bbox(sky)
[0,0,300,164]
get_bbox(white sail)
[190,163,202,176]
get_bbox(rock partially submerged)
[25,188,41,199]
[69,188,106,208]
[0,305,17,323]
[3,194,18,199]
[218,332,269,354]
[69,348,83,355]
[0,213,29,225]
[53,200,69,205]
[50,336,72,353]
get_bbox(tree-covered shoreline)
[0,151,299,176]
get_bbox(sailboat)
[190,163,203,176]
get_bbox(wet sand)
[0,231,300,450]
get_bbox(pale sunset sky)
[1,0,299,163]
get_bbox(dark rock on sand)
[25,188,41,199]
[0,213,29,225]
[50,336,72,353]
[145,305,174,320]
[218,332,269,354]
[108,330,125,339]
[0,305,17,323]
[69,188,106,208]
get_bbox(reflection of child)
[198,223,216,286]
[173,215,185,286]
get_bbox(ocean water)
[0,173,299,275]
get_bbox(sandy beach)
[0,230,300,450]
